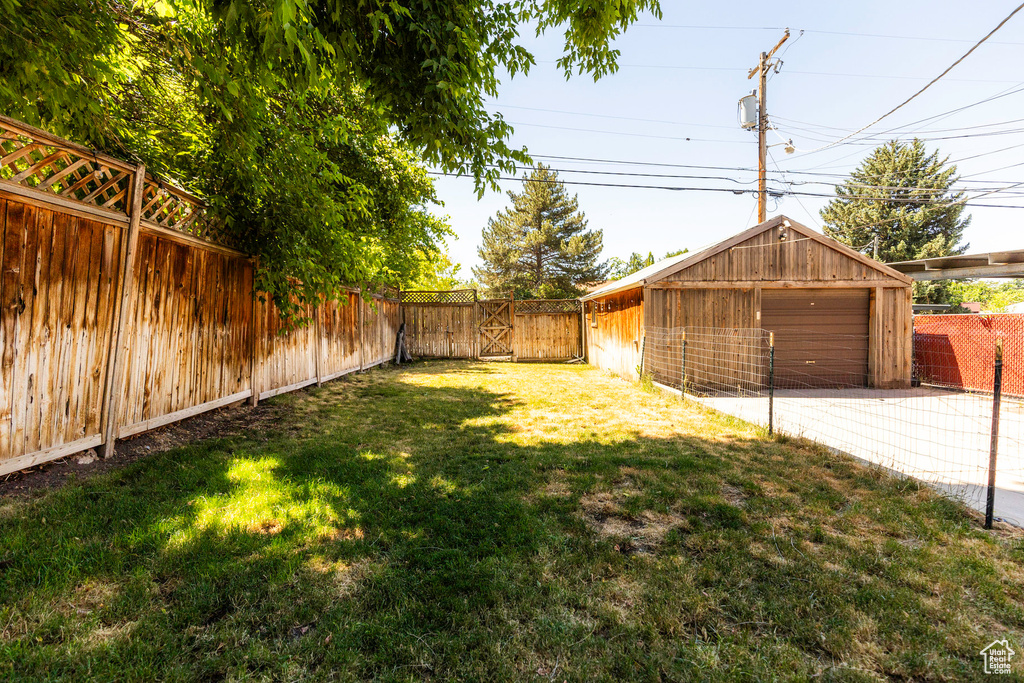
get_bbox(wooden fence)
[0,116,587,477]
[0,116,399,476]
[400,291,584,361]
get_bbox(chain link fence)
[642,325,1023,527]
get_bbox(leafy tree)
[944,280,1024,313]
[0,0,659,317]
[608,252,654,279]
[607,248,689,279]
[474,165,606,298]
[405,247,469,291]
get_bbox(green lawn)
[1,362,1022,681]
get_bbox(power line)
[493,103,735,130]
[536,59,1019,84]
[778,82,1024,164]
[505,121,748,144]
[428,171,1024,208]
[502,163,1024,194]
[529,152,1024,185]
[787,3,1024,155]
[773,114,1024,136]
[632,23,1024,46]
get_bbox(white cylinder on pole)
[738,93,758,130]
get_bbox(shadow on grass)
[0,363,1014,682]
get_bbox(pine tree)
[820,139,970,304]
[821,139,969,262]
[474,165,606,298]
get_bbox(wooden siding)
[660,222,901,284]
[870,287,913,389]
[514,312,582,361]
[642,287,758,389]
[635,220,913,389]
[645,287,757,329]
[586,288,644,379]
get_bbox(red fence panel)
[913,314,1024,396]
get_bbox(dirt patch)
[579,487,684,555]
[0,397,290,499]
[542,478,571,497]
[321,526,365,542]
[722,484,747,507]
[250,519,284,535]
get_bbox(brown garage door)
[761,289,869,389]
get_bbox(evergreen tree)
[474,165,606,298]
[820,139,970,304]
[821,139,970,263]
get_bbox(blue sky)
[431,1,1024,278]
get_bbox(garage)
[584,215,914,390]
[760,289,870,388]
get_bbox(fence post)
[248,267,260,407]
[100,164,146,459]
[314,298,323,387]
[358,289,365,371]
[638,334,646,379]
[768,331,775,437]
[510,291,517,362]
[680,329,687,397]
[986,338,1004,529]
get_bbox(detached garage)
[583,216,914,389]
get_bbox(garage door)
[761,289,869,389]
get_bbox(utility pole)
[748,29,789,224]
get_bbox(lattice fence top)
[401,289,477,304]
[1,126,135,214]
[0,116,227,246]
[515,299,582,315]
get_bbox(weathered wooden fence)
[0,116,587,477]
[0,116,399,476]
[399,291,584,361]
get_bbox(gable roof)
[581,215,912,301]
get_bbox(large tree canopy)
[0,0,660,315]
[474,164,606,298]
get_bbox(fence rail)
[642,325,1023,527]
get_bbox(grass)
[1,361,1023,681]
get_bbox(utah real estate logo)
[981,639,1015,675]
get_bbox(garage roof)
[582,215,911,301]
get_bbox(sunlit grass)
[0,361,1021,681]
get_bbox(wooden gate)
[479,299,513,357]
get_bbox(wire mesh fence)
[642,325,1024,527]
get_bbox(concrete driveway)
[694,386,1024,526]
